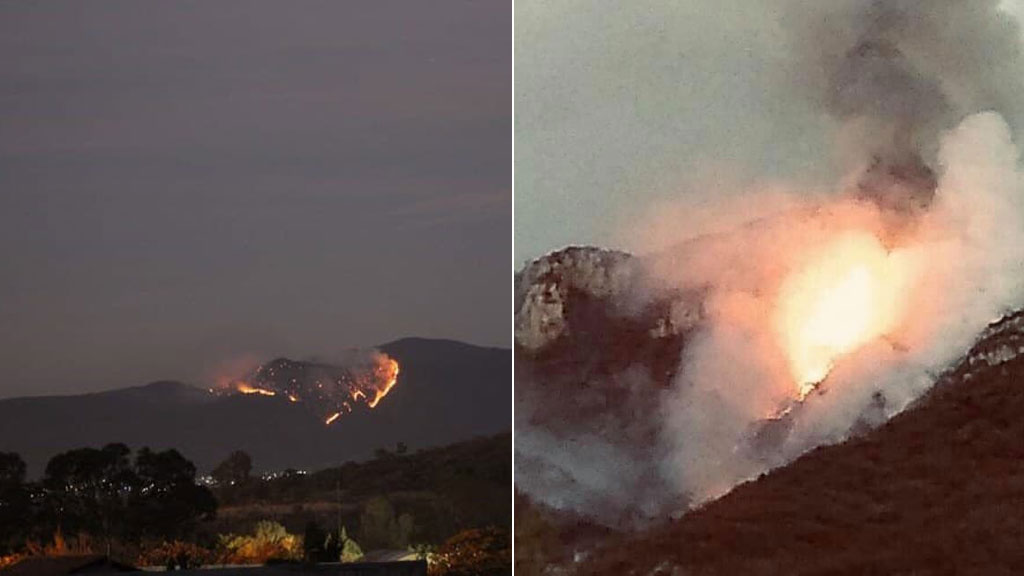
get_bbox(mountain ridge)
[0,337,509,402]
[0,338,511,478]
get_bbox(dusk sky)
[0,1,510,398]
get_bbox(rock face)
[949,311,1024,378]
[578,309,1024,575]
[514,247,704,525]
[515,246,635,351]
[515,246,700,390]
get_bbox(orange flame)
[367,358,400,408]
[214,352,400,425]
[235,382,276,396]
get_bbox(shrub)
[430,526,510,576]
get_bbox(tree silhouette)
[41,443,136,553]
[0,452,29,554]
[130,447,216,541]
[211,450,252,487]
[359,496,397,549]
[302,520,326,561]
[37,445,215,549]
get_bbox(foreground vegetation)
[0,433,511,575]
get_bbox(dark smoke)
[832,5,946,216]
[829,4,950,151]
[783,0,1024,216]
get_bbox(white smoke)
[517,112,1024,519]
[515,364,682,526]
[656,111,1024,503]
[515,0,1024,524]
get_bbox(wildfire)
[235,383,276,396]
[213,351,401,425]
[367,358,400,408]
[775,231,918,398]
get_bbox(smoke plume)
[656,111,1024,503]
[516,0,1024,524]
[781,0,1024,217]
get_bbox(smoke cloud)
[516,0,1024,523]
[657,111,1024,503]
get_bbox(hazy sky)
[0,1,510,397]
[515,0,1024,265]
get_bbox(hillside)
[577,311,1024,575]
[0,338,510,476]
[211,432,512,546]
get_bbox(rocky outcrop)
[515,246,635,351]
[514,247,705,526]
[959,310,1024,374]
[514,246,701,387]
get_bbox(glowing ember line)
[216,352,401,423]
[367,361,400,408]
[236,383,276,396]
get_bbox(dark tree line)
[210,450,252,488]
[0,444,215,555]
[0,453,31,554]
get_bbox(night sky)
[0,1,510,397]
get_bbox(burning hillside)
[518,113,1024,524]
[575,309,1024,575]
[515,0,1024,531]
[213,351,400,425]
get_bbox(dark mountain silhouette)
[0,338,510,477]
[576,311,1024,575]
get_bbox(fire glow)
[235,383,276,397]
[367,359,399,408]
[214,352,401,425]
[775,231,919,398]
